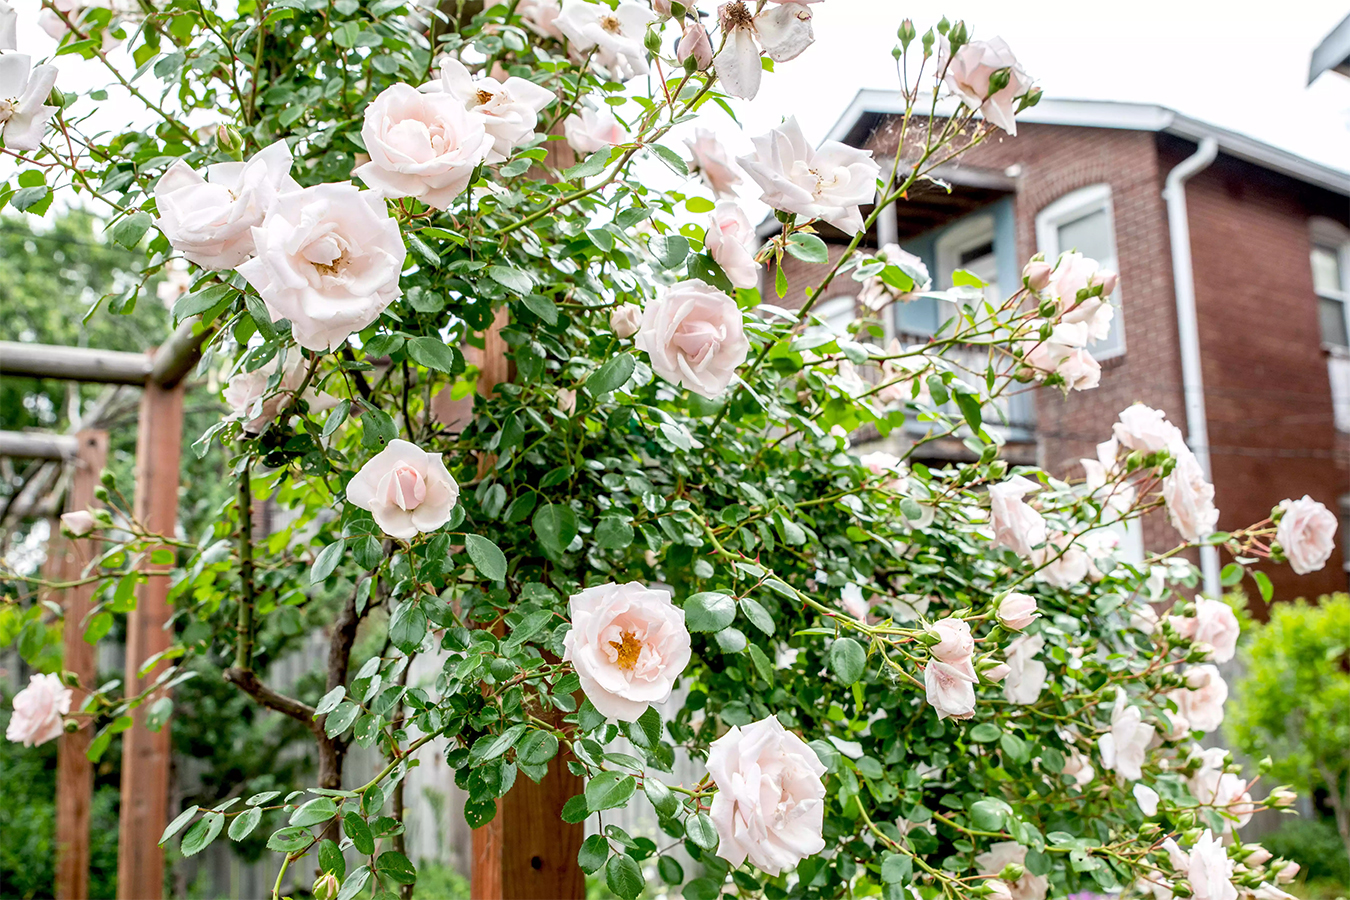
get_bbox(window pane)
[1320,297,1349,347]
[895,295,940,336]
[1312,245,1343,297]
[1057,208,1112,264]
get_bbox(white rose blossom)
[563,105,629,155]
[634,280,749,398]
[1162,447,1219,543]
[988,475,1047,557]
[1062,747,1095,787]
[555,0,655,81]
[707,714,827,875]
[5,672,71,747]
[925,658,977,720]
[1114,403,1185,454]
[0,54,58,153]
[223,348,338,434]
[1002,633,1046,705]
[1097,688,1155,782]
[422,58,554,163]
[840,583,868,620]
[1032,533,1091,588]
[738,116,881,235]
[704,200,760,290]
[927,617,974,664]
[713,0,814,100]
[1275,494,1337,574]
[236,182,406,352]
[346,439,460,539]
[1188,748,1254,830]
[1022,321,1100,391]
[997,592,1039,630]
[355,81,494,209]
[517,0,564,38]
[60,510,97,536]
[975,842,1048,900]
[1170,596,1239,663]
[941,37,1033,135]
[610,302,641,338]
[0,0,16,49]
[1187,830,1238,900]
[1133,783,1160,816]
[684,127,743,197]
[1171,664,1227,733]
[562,581,692,721]
[1046,251,1118,342]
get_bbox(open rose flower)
[556,0,654,80]
[713,0,814,100]
[989,475,1047,557]
[1163,448,1219,542]
[0,54,57,153]
[518,0,564,38]
[1133,783,1160,816]
[1275,495,1337,574]
[6,672,71,747]
[1172,664,1227,733]
[1002,633,1046,705]
[0,0,16,49]
[1032,532,1090,588]
[155,140,298,270]
[738,116,881,234]
[707,715,827,874]
[563,105,629,155]
[635,280,749,398]
[422,58,554,164]
[346,439,459,539]
[1022,321,1101,391]
[236,182,406,352]
[927,617,974,664]
[1188,830,1238,900]
[1097,688,1155,782]
[1188,748,1254,831]
[975,842,1049,900]
[685,128,742,197]
[355,82,494,209]
[925,659,977,719]
[941,37,1033,135]
[223,348,338,434]
[1046,251,1117,341]
[1114,403,1185,455]
[562,581,691,721]
[1170,596,1239,663]
[704,201,760,289]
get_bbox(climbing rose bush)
[0,3,1333,900]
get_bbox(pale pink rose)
[684,128,743,198]
[677,20,713,70]
[1172,664,1227,733]
[517,0,564,38]
[1097,689,1155,782]
[988,475,1047,558]
[563,106,629,155]
[986,881,1014,900]
[0,55,58,153]
[1047,252,1117,342]
[1170,596,1239,663]
[714,1,814,100]
[942,37,1033,135]
[1275,495,1337,575]
[650,0,671,13]
[984,661,1011,683]
[1134,782,1160,816]
[155,140,297,270]
[707,715,827,875]
[634,280,749,398]
[925,658,977,720]
[975,842,1048,900]
[1244,846,1273,867]
[1022,258,1052,292]
[840,583,868,620]
[236,182,406,352]
[1022,321,1100,390]
[610,302,641,338]
[1131,602,1160,635]
[1032,533,1091,588]
[556,388,576,415]
[927,617,974,664]
[1113,404,1185,455]
[60,510,96,537]
[997,592,1038,630]
[562,581,692,721]
[704,201,760,289]
[0,0,16,49]
[858,451,904,478]
[1273,862,1299,884]
[223,348,338,435]
[1188,830,1238,900]
[346,439,459,540]
[1163,448,1219,542]
[6,673,71,747]
[1253,886,1296,900]
[556,0,655,80]
[355,82,494,209]
[423,58,554,164]
[1189,754,1254,830]
[1158,707,1191,741]
[1060,746,1094,787]
[1002,633,1046,705]
[738,116,881,234]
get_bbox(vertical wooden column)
[55,430,108,900]
[117,382,185,900]
[469,308,585,899]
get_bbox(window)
[1310,224,1350,349]
[894,214,1002,340]
[1036,184,1124,359]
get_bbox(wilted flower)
[713,0,814,100]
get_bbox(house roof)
[1310,12,1350,84]
[825,92,1350,197]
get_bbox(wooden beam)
[0,342,152,385]
[55,430,108,900]
[0,430,79,460]
[117,382,184,900]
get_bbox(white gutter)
[1163,136,1222,599]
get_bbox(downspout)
[1163,136,1221,599]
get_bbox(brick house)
[770,95,1350,609]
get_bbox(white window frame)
[1036,183,1125,360]
[1310,217,1350,351]
[935,213,998,292]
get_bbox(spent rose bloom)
[1275,495,1337,574]
[6,673,71,747]
[60,510,96,537]
[355,82,494,209]
[941,37,1033,135]
[610,302,641,338]
[236,182,406,352]
[997,592,1039,630]
[1114,403,1185,455]
[224,348,337,434]
[1170,596,1240,663]
[925,658,977,720]
[1002,633,1046,705]
[1188,830,1238,900]
[927,617,974,664]
[1134,783,1161,816]
[1047,252,1117,342]
[1098,688,1156,782]
[155,139,297,270]
[704,201,760,289]
[685,128,743,197]
[562,581,692,721]
[0,54,59,153]
[738,116,881,235]
[714,0,814,100]
[1172,664,1227,733]
[563,106,629,155]
[975,842,1049,900]
[635,280,749,398]
[422,58,554,164]
[1163,448,1219,542]
[346,439,459,539]
[556,0,655,80]
[989,475,1047,557]
[707,715,827,875]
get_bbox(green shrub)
[1261,817,1350,885]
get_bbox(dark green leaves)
[111,211,154,248]
[160,805,200,845]
[585,772,636,811]
[881,852,913,884]
[465,534,507,582]
[565,150,610,180]
[739,597,774,635]
[344,812,375,855]
[487,265,533,294]
[229,806,262,841]
[586,354,635,397]
[532,503,578,556]
[684,813,718,851]
[578,834,609,873]
[290,797,338,827]
[376,851,416,885]
[180,812,224,856]
[605,852,645,900]
[650,234,690,269]
[406,336,459,373]
[827,637,866,684]
[683,592,735,632]
[311,540,345,584]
